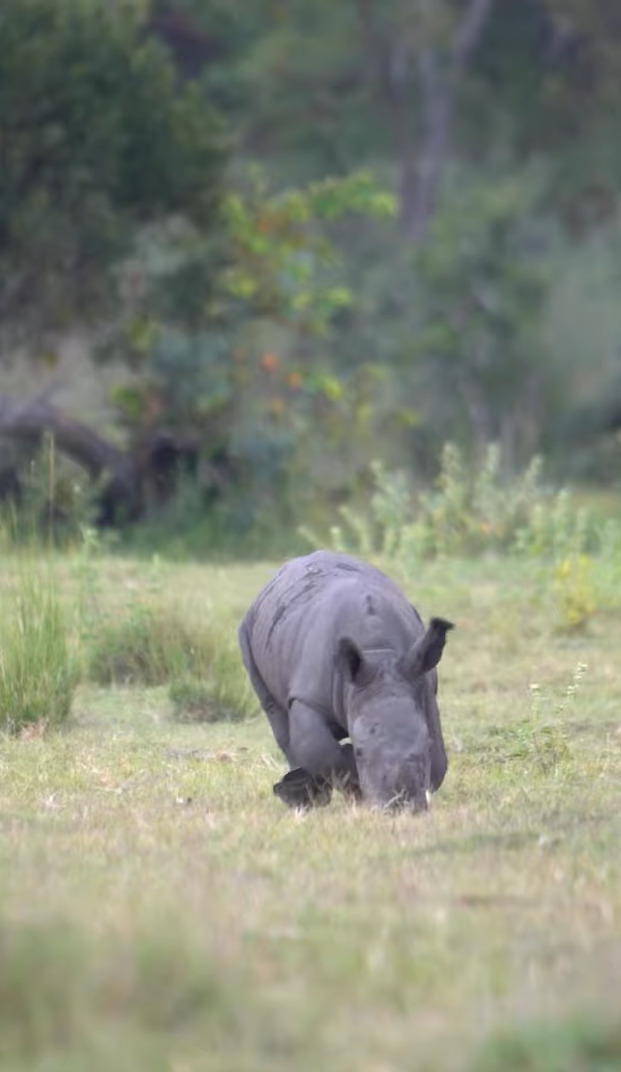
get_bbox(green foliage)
[87,600,256,720]
[514,489,597,559]
[0,566,79,734]
[169,670,251,723]
[411,173,554,454]
[551,555,597,632]
[87,603,209,686]
[303,443,598,566]
[302,446,621,639]
[0,0,225,344]
[213,0,621,227]
[514,488,603,633]
[484,662,586,776]
[3,0,621,539]
[414,444,550,558]
[221,169,395,333]
[102,167,397,535]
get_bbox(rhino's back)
[241,551,423,711]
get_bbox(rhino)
[238,550,454,810]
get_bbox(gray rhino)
[238,550,453,810]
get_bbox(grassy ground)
[1,551,620,1071]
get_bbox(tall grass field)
[0,534,620,1071]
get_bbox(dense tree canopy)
[0,0,225,348]
[1,0,621,540]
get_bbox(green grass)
[471,1015,621,1072]
[0,550,620,1070]
[0,565,79,733]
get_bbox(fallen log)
[0,395,141,524]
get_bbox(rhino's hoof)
[273,768,332,808]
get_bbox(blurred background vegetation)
[2,0,621,555]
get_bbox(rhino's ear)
[336,636,364,683]
[401,617,454,678]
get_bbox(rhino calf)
[238,550,454,810]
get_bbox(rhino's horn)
[401,617,454,678]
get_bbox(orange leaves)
[257,353,306,419]
[259,355,304,393]
[260,352,280,373]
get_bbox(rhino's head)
[337,618,454,811]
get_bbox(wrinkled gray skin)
[238,550,454,810]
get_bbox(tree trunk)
[402,50,452,242]
[355,0,495,244]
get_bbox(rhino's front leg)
[286,700,360,799]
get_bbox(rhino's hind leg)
[238,622,292,761]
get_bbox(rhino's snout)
[381,752,431,811]
[385,786,430,813]
[353,723,432,811]
[406,756,432,809]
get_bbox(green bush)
[87,601,257,721]
[168,621,257,723]
[88,603,214,686]
[169,673,251,724]
[302,443,606,567]
[412,443,548,557]
[0,567,79,734]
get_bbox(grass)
[472,1015,621,1071]
[0,565,79,733]
[0,549,620,1070]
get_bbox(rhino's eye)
[355,746,364,759]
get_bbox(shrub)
[483,662,585,776]
[0,567,79,734]
[88,603,217,686]
[411,443,548,557]
[87,601,257,721]
[169,672,252,724]
[302,443,605,568]
[88,605,191,686]
[513,488,597,559]
[552,555,596,632]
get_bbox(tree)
[157,0,621,241]
[169,0,496,241]
[410,174,553,461]
[353,0,495,241]
[0,167,396,531]
[98,168,396,526]
[0,0,226,351]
